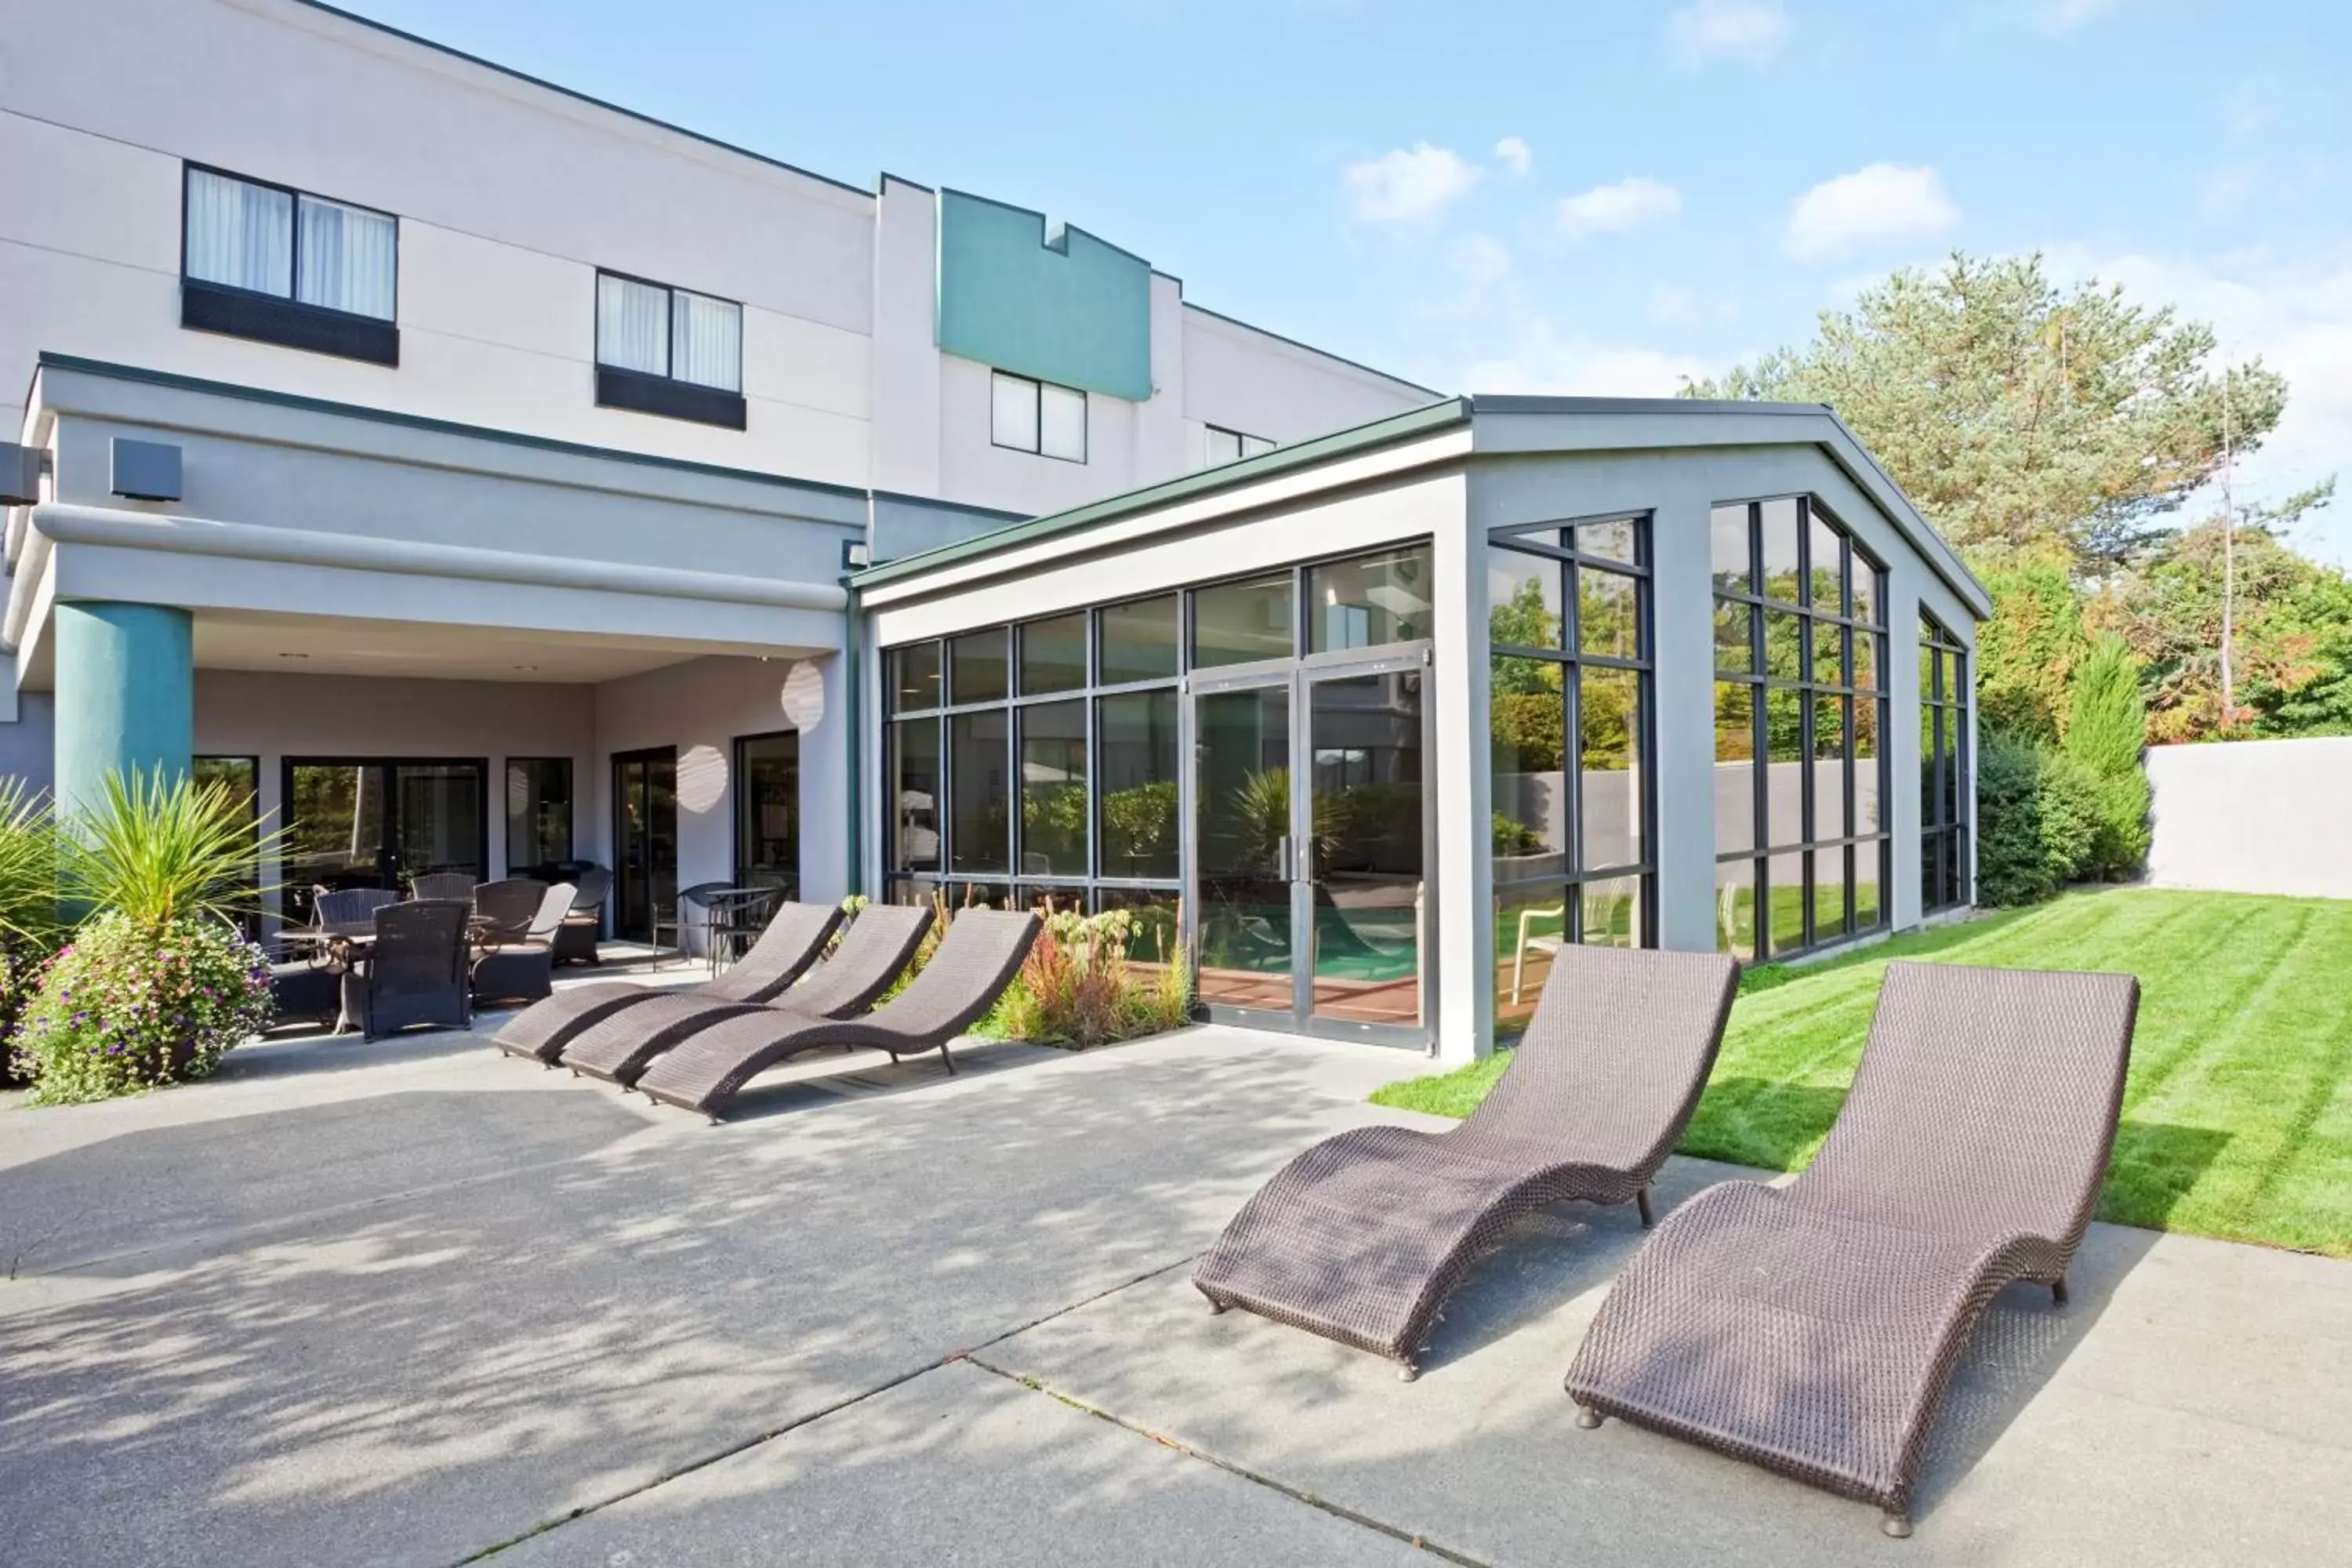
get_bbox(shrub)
[0,782,62,1087]
[1976,731,2103,907]
[990,908,1192,1048]
[11,912,273,1104]
[62,768,280,927]
[1978,561,2090,743]
[2063,633,2152,880]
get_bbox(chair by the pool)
[561,902,934,1087]
[489,900,849,1065]
[1192,944,1739,1381]
[631,909,1039,1120]
[1562,960,2139,1539]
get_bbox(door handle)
[1275,836,1293,880]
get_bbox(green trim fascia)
[289,2,872,199]
[935,190,1152,401]
[854,397,1470,588]
[1181,303,1441,398]
[34,354,867,508]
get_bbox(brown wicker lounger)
[489,901,844,1065]
[631,909,1040,1121]
[561,903,935,1087]
[1192,945,1740,1381]
[1563,960,2139,1538]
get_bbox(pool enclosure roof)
[852,394,1991,621]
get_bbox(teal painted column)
[53,602,194,817]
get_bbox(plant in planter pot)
[9,770,279,1105]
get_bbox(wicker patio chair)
[490,899,851,1065]
[560,903,934,1087]
[631,909,1038,1121]
[341,900,473,1040]
[554,866,612,967]
[473,877,548,944]
[1563,960,2140,1539]
[408,872,477,904]
[470,883,575,1007]
[314,886,399,932]
[1192,945,1739,1381]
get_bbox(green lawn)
[1373,888,2352,1257]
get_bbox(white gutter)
[2,503,848,654]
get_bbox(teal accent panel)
[935,190,1152,401]
[53,602,194,815]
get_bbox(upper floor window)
[992,371,1086,463]
[180,165,399,365]
[1203,425,1275,467]
[594,270,746,429]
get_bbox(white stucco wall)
[2145,737,2352,900]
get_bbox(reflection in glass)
[1856,842,1884,930]
[1760,498,1802,601]
[1580,875,1642,948]
[1018,700,1087,877]
[1855,698,1883,834]
[1813,693,1848,840]
[1490,656,1565,862]
[1812,847,1849,942]
[1714,858,1757,961]
[734,734,798,891]
[1309,545,1433,652]
[1715,684,1755,854]
[1308,672,1425,1028]
[1714,601,1752,673]
[949,627,1008,704]
[1809,513,1844,611]
[1193,684,1293,1011]
[889,641,941,712]
[1488,549,1563,650]
[1852,561,1880,626]
[1766,851,1809,956]
[1763,609,1803,682]
[888,718,941,873]
[1853,628,1879,692]
[1580,666,1641,873]
[1098,595,1179,684]
[1094,886,1183,975]
[1193,574,1292,668]
[505,757,572,873]
[1577,517,1638,563]
[1578,568,1639,660]
[1711,503,1752,594]
[1018,614,1087,695]
[1766,688,1806,846]
[949,710,1009,872]
[1098,690,1179,878]
[1495,883,1568,1036]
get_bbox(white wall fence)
[2144,737,2352,900]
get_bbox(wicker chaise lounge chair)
[1563,960,2140,1539]
[490,900,847,1065]
[631,909,1040,1121]
[561,903,935,1087]
[1192,945,1740,1381]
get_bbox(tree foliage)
[2062,634,2152,879]
[1686,252,2287,572]
[1976,561,2090,743]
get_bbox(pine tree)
[2062,635,2151,879]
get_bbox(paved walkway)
[2,1014,2346,1566]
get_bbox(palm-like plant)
[60,768,284,929]
[0,778,62,951]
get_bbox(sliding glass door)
[281,759,487,925]
[612,747,678,943]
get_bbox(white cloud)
[1784,163,1962,263]
[1342,142,1484,225]
[2034,0,2118,33]
[1451,234,1513,290]
[1557,176,1684,239]
[1669,0,1790,66]
[1463,337,1715,399]
[1494,136,1534,178]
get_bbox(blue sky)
[343,0,2352,560]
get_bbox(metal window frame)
[592,267,744,390]
[180,162,401,322]
[989,368,1089,464]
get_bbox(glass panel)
[1094,887,1184,978]
[286,764,386,913]
[1922,833,1945,914]
[1039,383,1087,462]
[1017,699,1087,877]
[185,169,293,296]
[504,757,572,873]
[1578,567,1639,660]
[1309,671,1425,1028]
[886,877,941,910]
[1823,625,1850,689]
[1576,517,1639,563]
[295,194,396,320]
[1098,690,1180,879]
[1811,847,1849,942]
[1853,628,1879,693]
[1204,426,1243,466]
[1765,688,1806,846]
[949,882,1011,911]
[1490,656,1567,867]
[1807,513,1845,611]
[1766,851,1809,956]
[1018,613,1087,695]
[1714,858,1757,961]
[596,274,668,374]
[1813,693,1848,840]
[948,626,1009,704]
[734,733,798,892]
[991,371,1038,452]
[1856,841,1885,930]
[1853,561,1880,627]
[887,718,942,874]
[1192,573,1292,667]
[1762,608,1803,683]
[394,764,485,884]
[1495,882,1569,1036]
[1710,503,1753,594]
[1241,434,1276,458]
[610,752,678,945]
[1713,600,1751,673]
[670,289,742,391]
[1018,885,1089,919]
[1488,548,1563,651]
[1714,682,1755,855]
[948,710,1010,872]
[1580,875,1642,948]
[1580,666,1641,873]
[1098,596,1179,684]
[889,641,941,713]
[1921,641,1940,701]
[1759,498,1802,602]
[1308,545,1433,652]
[194,757,260,936]
[1922,707,1942,816]
[1856,698,1884,834]
[1193,684,1294,1012]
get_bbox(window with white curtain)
[183,166,395,321]
[1203,425,1275,468]
[991,370,1087,463]
[593,270,742,394]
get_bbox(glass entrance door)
[281,759,486,925]
[1190,649,1432,1047]
[612,747,678,943]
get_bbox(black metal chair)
[554,866,612,967]
[408,872,476,904]
[314,886,399,932]
[652,880,732,973]
[342,901,472,1040]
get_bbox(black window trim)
[1204,423,1274,466]
[593,267,748,429]
[731,728,801,897]
[989,368,1089,464]
[179,162,401,366]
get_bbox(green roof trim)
[851,397,1472,587]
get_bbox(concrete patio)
[2,1011,2346,1566]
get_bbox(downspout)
[843,575,864,899]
